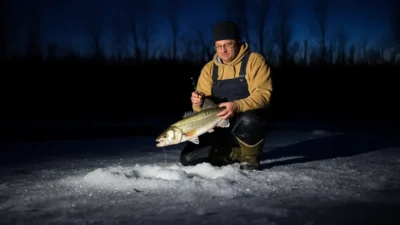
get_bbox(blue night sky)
[3,0,396,58]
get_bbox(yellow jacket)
[194,43,273,112]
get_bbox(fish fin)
[188,137,199,144]
[207,128,214,133]
[217,119,230,128]
[185,129,197,137]
[183,111,196,118]
[201,98,218,110]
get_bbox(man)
[180,21,273,170]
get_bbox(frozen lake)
[0,121,399,225]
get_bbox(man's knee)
[238,110,262,126]
[232,109,269,145]
[180,144,211,166]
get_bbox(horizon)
[1,0,399,64]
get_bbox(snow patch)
[60,163,251,199]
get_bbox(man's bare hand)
[217,102,238,120]
[191,91,204,107]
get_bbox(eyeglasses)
[214,42,236,50]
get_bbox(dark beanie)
[212,21,241,42]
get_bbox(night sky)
[3,0,396,59]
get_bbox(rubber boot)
[228,146,241,162]
[209,147,239,166]
[236,137,264,170]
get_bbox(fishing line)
[162,147,167,165]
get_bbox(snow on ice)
[0,124,400,225]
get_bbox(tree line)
[1,0,399,67]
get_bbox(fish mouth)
[156,142,165,147]
[155,138,166,147]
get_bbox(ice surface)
[0,126,400,225]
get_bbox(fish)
[155,98,230,147]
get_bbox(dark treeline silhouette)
[1,0,399,66]
[0,0,399,141]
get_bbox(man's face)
[214,40,239,63]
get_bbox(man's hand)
[217,102,238,120]
[191,91,204,107]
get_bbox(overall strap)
[239,52,250,78]
[212,62,218,85]
[212,52,251,83]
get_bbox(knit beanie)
[212,21,241,42]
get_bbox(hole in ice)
[60,163,250,197]
[81,163,246,183]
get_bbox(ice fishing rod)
[190,76,196,91]
[190,76,203,100]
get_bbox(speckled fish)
[155,99,230,147]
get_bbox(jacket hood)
[212,43,249,67]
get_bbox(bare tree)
[366,47,381,65]
[126,9,141,60]
[194,24,214,63]
[251,0,272,55]
[309,47,320,65]
[389,0,400,62]
[377,36,398,64]
[264,33,277,63]
[115,0,153,61]
[288,41,301,63]
[312,0,329,64]
[347,44,356,65]
[46,41,58,61]
[82,5,105,59]
[358,37,369,64]
[334,25,348,65]
[124,0,154,61]
[110,15,127,61]
[302,40,308,65]
[224,0,251,44]
[389,0,400,45]
[86,25,104,59]
[26,8,42,60]
[0,0,13,60]
[299,34,313,65]
[180,31,202,63]
[275,0,293,66]
[140,0,153,61]
[168,0,180,60]
[327,41,334,64]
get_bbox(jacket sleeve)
[234,53,273,112]
[193,62,214,112]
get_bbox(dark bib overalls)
[210,53,251,104]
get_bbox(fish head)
[156,126,183,147]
